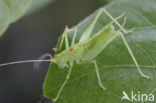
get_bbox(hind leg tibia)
[92,60,106,90]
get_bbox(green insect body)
[49,23,120,102]
[42,9,152,102]
[44,9,152,102]
[52,24,119,67]
[0,8,152,103]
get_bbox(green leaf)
[0,0,32,36]
[43,0,156,102]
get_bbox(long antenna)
[0,59,52,67]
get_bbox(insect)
[0,8,152,102]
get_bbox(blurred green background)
[0,0,108,103]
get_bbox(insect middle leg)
[102,8,152,79]
[92,60,106,90]
[52,63,73,102]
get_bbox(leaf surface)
[0,0,32,36]
[43,0,156,102]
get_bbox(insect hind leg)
[120,31,152,79]
[102,8,152,79]
[92,60,106,90]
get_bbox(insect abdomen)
[81,24,119,61]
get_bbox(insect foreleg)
[64,27,70,49]
[71,28,77,46]
[59,27,70,50]
[52,64,73,102]
[59,31,65,50]
[92,60,106,90]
